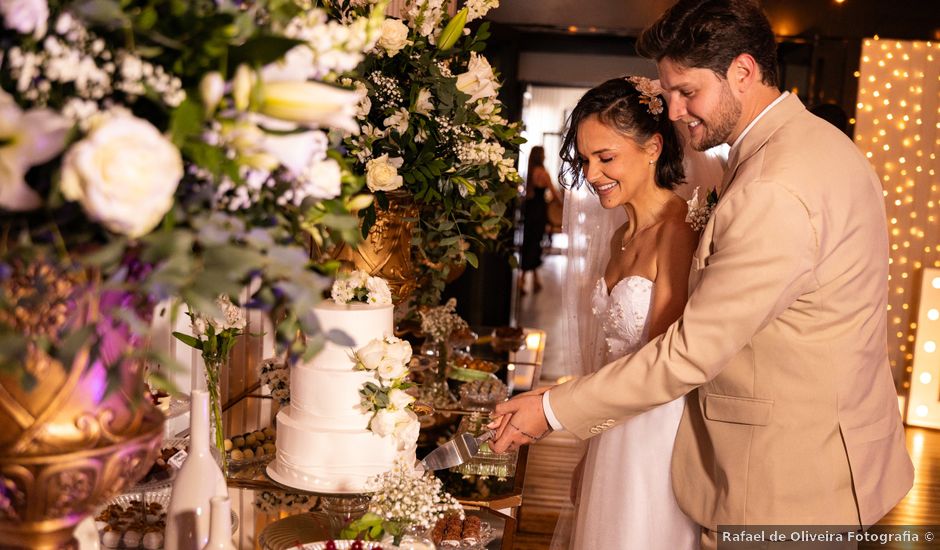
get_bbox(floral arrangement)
[341,459,463,543]
[418,297,468,344]
[172,294,247,469]
[333,0,524,305]
[353,335,419,448]
[332,269,393,305]
[685,186,719,231]
[0,0,386,387]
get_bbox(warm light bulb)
[921,372,933,385]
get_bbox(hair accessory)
[625,76,665,118]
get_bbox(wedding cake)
[268,272,418,493]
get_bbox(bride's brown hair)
[559,77,685,191]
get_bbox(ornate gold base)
[0,408,164,550]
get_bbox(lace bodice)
[591,276,654,362]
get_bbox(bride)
[551,76,722,549]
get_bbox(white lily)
[0,89,70,210]
[257,80,363,135]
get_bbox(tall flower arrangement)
[0,0,387,389]
[336,0,524,305]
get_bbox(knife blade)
[419,430,495,471]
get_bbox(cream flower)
[393,410,420,448]
[388,388,416,410]
[0,89,69,211]
[60,110,182,238]
[365,153,404,192]
[0,0,48,39]
[370,407,412,438]
[456,52,499,103]
[382,108,409,135]
[355,339,386,371]
[376,18,410,56]
[414,88,434,116]
[376,355,409,382]
[301,158,342,200]
[258,80,364,135]
[365,275,393,305]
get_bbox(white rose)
[387,388,415,410]
[377,18,410,56]
[384,336,412,366]
[393,410,420,448]
[365,276,392,305]
[414,88,434,116]
[456,52,499,103]
[365,154,404,192]
[370,407,410,437]
[60,111,182,238]
[301,158,342,200]
[376,355,409,383]
[1,0,48,39]
[355,338,386,370]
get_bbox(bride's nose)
[583,161,603,184]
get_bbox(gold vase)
[0,262,164,549]
[332,191,419,303]
[0,352,164,549]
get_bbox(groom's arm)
[547,179,818,439]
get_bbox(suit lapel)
[717,93,807,199]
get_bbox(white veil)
[560,131,728,379]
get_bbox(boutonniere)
[685,186,719,231]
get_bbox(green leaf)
[172,331,202,350]
[169,98,205,147]
[229,35,306,69]
[465,251,478,268]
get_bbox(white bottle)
[165,390,229,550]
[202,496,236,550]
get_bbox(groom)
[490,0,913,547]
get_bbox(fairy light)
[858,38,940,426]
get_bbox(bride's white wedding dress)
[568,276,699,549]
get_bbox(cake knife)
[419,430,496,471]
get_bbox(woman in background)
[518,145,556,294]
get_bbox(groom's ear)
[727,53,760,93]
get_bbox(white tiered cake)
[267,298,415,493]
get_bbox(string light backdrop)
[853,37,940,422]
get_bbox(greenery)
[337,1,524,305]
[0,0,383,389]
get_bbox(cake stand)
[265,464,373,538]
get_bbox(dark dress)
[520,186,548,271]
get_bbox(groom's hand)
[488,393,550,453]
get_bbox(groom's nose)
[668,97,687,122]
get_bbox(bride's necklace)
[620,224,654,251]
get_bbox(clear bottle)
[201,496,236,550]
[165,390,229,550]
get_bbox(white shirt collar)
[729,91,789,153]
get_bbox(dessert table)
[212,327,545,549]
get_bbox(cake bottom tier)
[270,407,413,493]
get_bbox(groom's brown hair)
[637,0,779,87]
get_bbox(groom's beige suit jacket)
[550,94,913,528]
